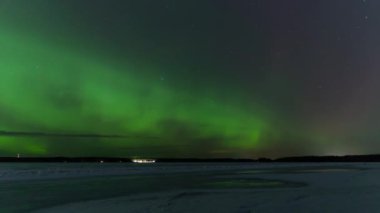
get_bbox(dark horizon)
[3,153,380,163]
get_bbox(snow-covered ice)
[0,163,379,212]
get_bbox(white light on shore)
[132,159,156,164]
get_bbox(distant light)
[100,160,104,163]
[132,159,156,164]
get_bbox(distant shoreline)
[1,155,380,163]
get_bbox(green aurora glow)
[1,1,379,157]
[0,25,273,157]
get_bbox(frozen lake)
[0,163,379,212]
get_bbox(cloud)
[0,130,128,138]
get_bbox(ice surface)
[0,163,379,212]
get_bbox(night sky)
[1,0,379,158]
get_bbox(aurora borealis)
[1,0,380,158]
